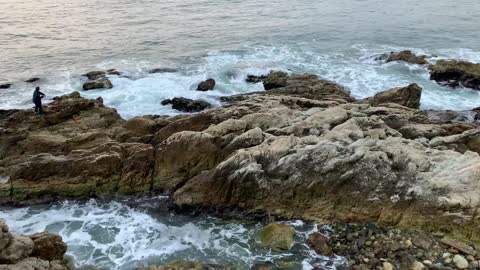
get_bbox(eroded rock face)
[386,50,428,65]
[1,73,480,246]
[429,60,480,90]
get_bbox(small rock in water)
[258,223,295,251]
[83,78,113,91]
[148,67,178,74]
[246,74,267,83]
[306,232,333,256]
[0,83,12,89]
[452,254,469,269]
[107,69,122,76]
[161,97,211,113]
[196,78,216,91]
[386,50,428,65]
[25,77,40,83]
[83,70,106,80]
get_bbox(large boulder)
[366,83,422,109]
[28,232,67,261]
[258,223,295,251]
[196,78,216,91]
[161,98,211,113]
[429,60,480,90]
[386,50,428,65]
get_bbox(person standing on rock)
[32,86,45,115]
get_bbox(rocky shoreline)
[1,67,480,269]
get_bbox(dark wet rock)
[263,71,288,90]
[386,50,428,65]
[246,74,267,83]
[161,97,211,113]
[25,78,40,83]
[307,232,333,256]
[196,78,216,91]
[148,68,178,74]
[107,69,121,76]
[429,60,480,90]
[365,83,422,109]
[0,83,12,89]
[251,263,274,270]
[372,52,394,61]
[82,71,106,80]
[83,78,113,91]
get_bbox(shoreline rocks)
[364,83,422,109]
[161,97,212,112]
[0,220,68,269]
[1,72,480,250]
[429,60,480,90]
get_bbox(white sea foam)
[0,199,344,270]
[1,45,480,118]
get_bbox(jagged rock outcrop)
[386,50,428,65]
[0,220,68,270]
[1,73,480,246]
[364,83,422,109]
[161,98,212,112]
[429,60,480,90]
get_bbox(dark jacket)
[32,90,45,103]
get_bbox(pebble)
[443,253,451,259]
[383,262,393,270]
[466,255,475,262]
[411,261,425,270]
[422,260,432,266]
[452,254,468,269]
[405,239,413,248]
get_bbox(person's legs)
[34,101,43,115]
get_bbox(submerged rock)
[429,60,480,90]
[196,78,216,91]
[258,223,295,251]
[0,83,12,89]
[386,50,428,65]
[246,74,267,83]
[161,97,211,112]
[365,83,422,109]
[25,78,40,83]
[148,68,178,74]
[107,69,121,76]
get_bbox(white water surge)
[1,45,480,119]
[0,198,345,270]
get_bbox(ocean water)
[1,0,480,118]
[0,198,345,270]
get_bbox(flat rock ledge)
[1,73,480,249]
